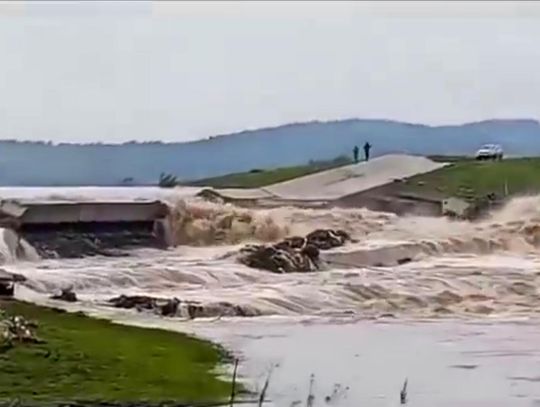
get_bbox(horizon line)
[0,116,537,146]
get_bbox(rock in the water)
[239,244,320,273]
[397,257,412,265]
[108,295,157,311]
[0,282,14,297]
[238,228,350,273]
[183,301,262,319]
[160,298,180,317]
[105,295,260,319]
[306,229,350,250]
[50,287,78,302]
[108,295,181,317]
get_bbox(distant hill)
[0,118,539,186]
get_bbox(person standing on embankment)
[353,145,360,163]
[363,142,372,161]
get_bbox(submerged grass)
[0,300,232,403]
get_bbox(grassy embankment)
[190,156,352,188]
[191,155,467,189]
[0,300,233,403]
[193,155,540,201]
[405,157,540,201]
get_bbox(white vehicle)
[475,144,503,160]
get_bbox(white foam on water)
[3,192,540,319]
[4,187,540,404]
[0,228,39,264]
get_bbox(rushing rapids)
[4,191,540,319]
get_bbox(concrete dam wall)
[15,201,169,225]
[0,200,172,258]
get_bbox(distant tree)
[158,172,179,188]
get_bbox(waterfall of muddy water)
[7,194,540,318]
[4,188,540,405]
[0,228,39,264]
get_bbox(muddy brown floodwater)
[5,188,540,406]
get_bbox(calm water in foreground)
[78,309,540,407]
[185,317,540,407]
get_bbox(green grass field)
[405,157,540,200]
[0,301,232,403]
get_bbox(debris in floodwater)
[258,364,275,407]
[400,378,408,404]
[450,364,478,370]
[50,286,78,303]
[324,383,348,404]
[306,374,315,407]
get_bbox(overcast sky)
[1,1,540,143]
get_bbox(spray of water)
[0,228,39,264]
[166,199,290,245]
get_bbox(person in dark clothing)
[353,145,360,163]
[363,142,372,161]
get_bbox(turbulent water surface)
[3,187,540,405]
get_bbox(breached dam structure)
[0,199,171,258]
[197,154,450,215]
[0,199,168,225]
[0,155,457,260]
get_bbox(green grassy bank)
[0,300,232,403]
[189,156,352,188]
[190,155,540,202]
[405,157,540,200]
[189,164,322,188]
